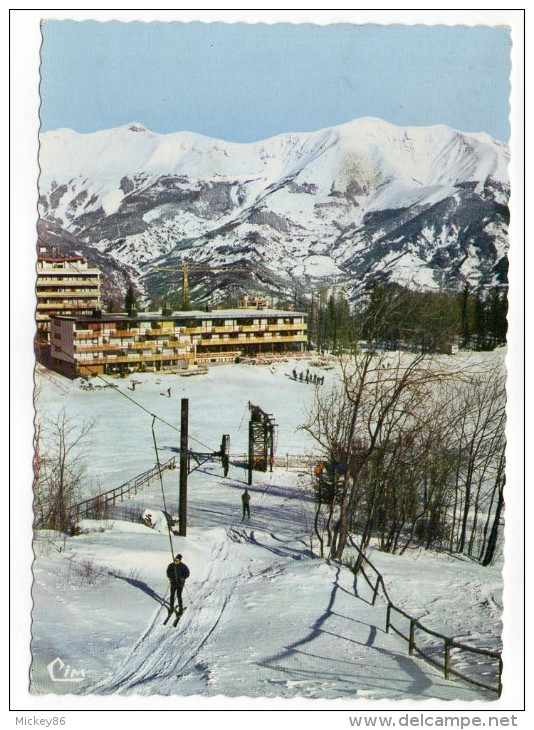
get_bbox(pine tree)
[124,285,137,314]
[460,283,471,349]
[474,289,487,350]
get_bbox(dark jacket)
[167,561,190,585]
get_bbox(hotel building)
[49,308,308,378]
[36,252,102,340]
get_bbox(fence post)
[409,619,417,655]
[386,602,392,633]
[372,575,381,606]
[444,638,452,680]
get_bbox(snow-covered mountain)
[38,118,510,305]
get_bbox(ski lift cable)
[237,403,248,432]
[44,341,218,453]
[151,415,176,561]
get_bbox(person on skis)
[166,554,190,615]
[241,489,251,520]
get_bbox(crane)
[151,262,256,310]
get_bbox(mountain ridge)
[38,117,509,306]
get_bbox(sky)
[39,20,512,143]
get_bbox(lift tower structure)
[247,402,276,485]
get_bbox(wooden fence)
[279,453,317,470]
[72,457,177,520]
[348,536,502,696]
[35,364,70,394]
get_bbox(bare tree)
[303,340,506,567]
[34,409,94,532]
[445,358,506,560]
[302,345,472,562]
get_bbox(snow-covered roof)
[52,308,308,323]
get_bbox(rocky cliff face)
[38,118,509,306]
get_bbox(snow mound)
[141,508,176,533]
[76,519,153,534]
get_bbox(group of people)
[291,368,325,385]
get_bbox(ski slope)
[31,359,502,701]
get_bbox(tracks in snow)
[87,528,266,695]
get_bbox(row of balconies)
[70,332,307,357]
[74,339,188,353]
[37,290,101,298]
[72,322,307,339]
[36,278,101,287]
[72,330,307,350]
[37,301,101,310]
[196,334,307,346]
[75,352,191,365]
[186,323,303,334]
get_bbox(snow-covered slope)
[38,118,510,303]
[31,361,503,700]
[30,355,504,702]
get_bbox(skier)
[167,387,172,398]
[166,554,190,616]
[221,453,229,478]
[241,489,251,520]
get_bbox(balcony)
[37,301,100,310]
[36,277,100,287]
[196,333,307,347]
[240,324,267,333]
[183,326,213,335]
[36,289,100,298]
[77,352,191,366]
[267,322,307,332]
[139,326,177,335]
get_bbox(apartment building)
[36,252,102,340]
[49,308,308,378]
[187,308,308,365]
[236,295,272,309]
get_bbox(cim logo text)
[46,657,86,683]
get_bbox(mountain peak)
[127,122,148,133]
[38,115,510,301]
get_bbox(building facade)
[36,253,102,340]
[49,308,308,377]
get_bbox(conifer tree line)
[308,281,508,354]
